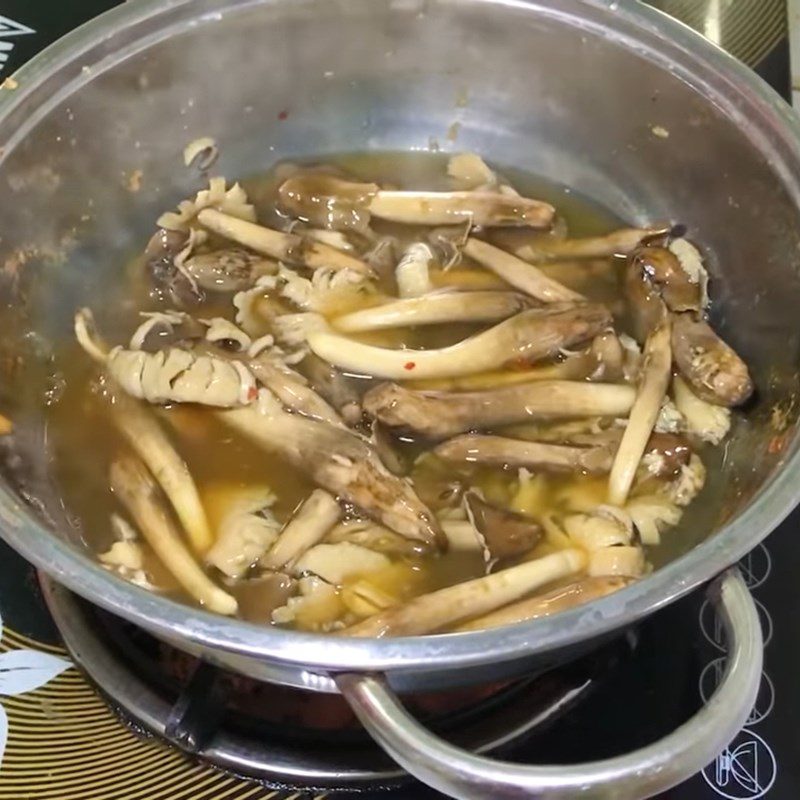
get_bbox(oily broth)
[42,151,715,629]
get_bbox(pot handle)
[337,568,762,800]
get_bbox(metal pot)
[0,1,797,796]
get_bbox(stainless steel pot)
[0,1,797,797]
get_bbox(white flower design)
[0,610,71,768]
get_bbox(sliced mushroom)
[608,322,672,506]
[363,380,635,440]
[182,248,277,291]
[205,490,281,578]
[562,508,633,550]
[217,390,444,549]
[338,548,586,637]
[463,490,542,562]
[588,546,646,578]
[435,434,615,474]
[107,346,257,407]
[325,520,425,557]
[671,312,753,407]
[331,290,531,332]
[624,251,668,342]
[272,575,345,631]
[626,495,682,545]
[261,489,342,571]
[514,226,669,262]
[307,303,612,381]
[642,432,692,478]
[144,227,204,306]
[446,152,497,189]
[454,576,632,632]
[463,238,583,303]
[196,208,373,275]
[672,374,731,444]
[109,454,237,616]
[292,542,391,584]
[278,173,378,231]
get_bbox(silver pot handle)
[337,568,762,800]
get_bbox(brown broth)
[40,151,715,630]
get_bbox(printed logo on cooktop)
[737,545,771,591]
[702,728,777,800]
[0,15,35,74]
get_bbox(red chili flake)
[247,386,259,401]
[404,361,416,371]
[277,109,289,120]
[768,435,785,455]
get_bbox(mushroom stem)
[608,321,672,505]
[109,454,237,615]
[434,434,615,474]
[454,576,633,632]
[364,380,635,439]
[463,238,583,303]
[307,304,612,381]
[196,208,372,275]
[261,489,342,570]
[368,190,555,228]
[338,548,586,637]
[216,391,443,550]
[514,226,669,262]
[332,290,531,332]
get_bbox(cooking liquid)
[41,152,720,630]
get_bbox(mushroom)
[216,390,444,549]
[363,379,635,440]
[300,353,363,425]
[562,508,633,550]
[325,520,425,557]
[261,489,343,571]
[446,152,498,189]
[291,542,391,584]
[395,243,435,297]
[626,495,682,545]
[144,227,205,306]
[672,374,731,444]
[641,432,692,478]
[435,434,615,474]
[109,454,237,616]
[663,453,706,507]
[270,263,376,313]
[74,309,214,554]
[306,303,613,381]
[462,238,583,303]
[588,546,646,578]
[514,226,670,262]
[205,489,281,578]
[608,322,672,505]
[331,290,532,332]
[624,250,668,342]
[454,576,632,632]
[671,312,753,407]
[338,548,586,637]
[272,575,345,631]
[182,248,277,292]
[278,172,556,228]
[463,490,542,562]
[196,208,373,275]
[631,245,703,313]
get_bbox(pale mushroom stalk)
[368,190,555,228]
[463,238,583,303]
[363,380,635,440]
[196,208,372,275]
[338,548,586,637]
[332,291,532,332]
[216,390,444,549]
[608,321,673,505]
[109,455,237,616]
[514,226,670,262]
[261,489,343,570]
[307,303,612,381]
[435,434,615,474]
[74,309,213,554]
[454,576,632,632]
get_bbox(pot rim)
[0,0,797,674]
